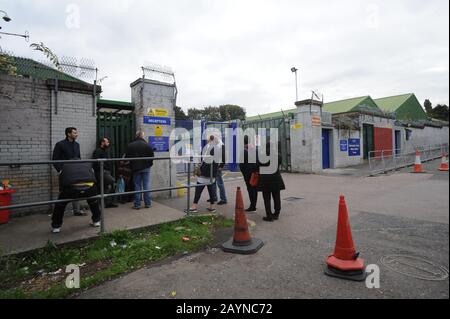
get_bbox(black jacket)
[125,138,155,172]
[257,154,285,192]
[200,145,219,178]
[60,162,96,188]
[92,147,111,172]
[52,139,81,172]
[239,147,258,181]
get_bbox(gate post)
[290,99,323,173]
[130,78,177,199]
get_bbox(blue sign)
[143,116,171,126]
[149,136,170,152]
[340,140,348,152]
[348,138,361,157]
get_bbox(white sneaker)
[52,227,61,233]
[90,221,101,227]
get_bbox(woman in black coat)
[257,142,285,222]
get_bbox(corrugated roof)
[374,93,413,112]
[323,96,378,113]
[374,93,428,120]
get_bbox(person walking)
[51,161,101,233]
[186,135,219,214]
[92,137,118,208]
[125,131,154,209]
[239,136,258,212]
[52,127,86,216]
[257,142,285,222]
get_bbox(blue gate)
[322,129,330,169]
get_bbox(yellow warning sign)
[154,125,163,137]
[147,108,169,117]
[291,123,302,129]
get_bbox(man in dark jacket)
[92,137,117,208]
[51,161,101,233]
[52,127,85,216]
[125,131,154,209]
[239,136,258,212]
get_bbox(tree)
[202,106,221,121]
[29,42,62,70]
[174,106,188,120]
[219,104,246,121]
[187,108,203,120]
[429,104,449,122]
[424,99,432,114]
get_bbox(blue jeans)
[216,170,227,202]
[133,168,151,207]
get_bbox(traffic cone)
[324,195,366,281]
[412,150,425,173]
[222,187,264,254]
[438,153,449,171]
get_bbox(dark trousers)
[262,190,281,217]
[244,178,258,209]
[52,185,101,228]
[96,170,115,205]
[193,182,217,204]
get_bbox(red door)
[374,128,393,156]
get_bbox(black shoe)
[263,216,274,222]
[273,213,280,220]
[245,207,257,212]
[217,201,227,205]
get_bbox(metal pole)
[295,70,298,102]
[100,160,105,233]
[186,157,191,215]
[381,150,386,173]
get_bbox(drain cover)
[284,197,304,202]
[380,255,449,281]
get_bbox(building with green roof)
[374,93,428,121]
[322,96,381,114]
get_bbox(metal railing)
[0,156,214,233]
[368,143,449,176]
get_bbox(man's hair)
[136,131,145,139]
[65,127,77,137]
[209,135,215,142]
[99,137,109,147]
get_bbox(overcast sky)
[1,0,449,116]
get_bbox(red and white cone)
[412,151,424,173]
[438,153,449,171]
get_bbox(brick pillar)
[130,78,177,199]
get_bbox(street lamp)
[291,67,298,102]
[0,10,11,22]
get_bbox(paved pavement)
[77,158,449,299]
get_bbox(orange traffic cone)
[412,150,425,173]
[438,153,449,171]
[222,187,264,254]
[325,195,366,281]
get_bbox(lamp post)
[0,10,11,22]
[291,67,298,102]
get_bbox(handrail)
[0,156,215,233]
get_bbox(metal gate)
[241,115,292,172]
[96,112,136,177]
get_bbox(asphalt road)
[78,159,449,299]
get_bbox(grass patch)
[0,215,233,299]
